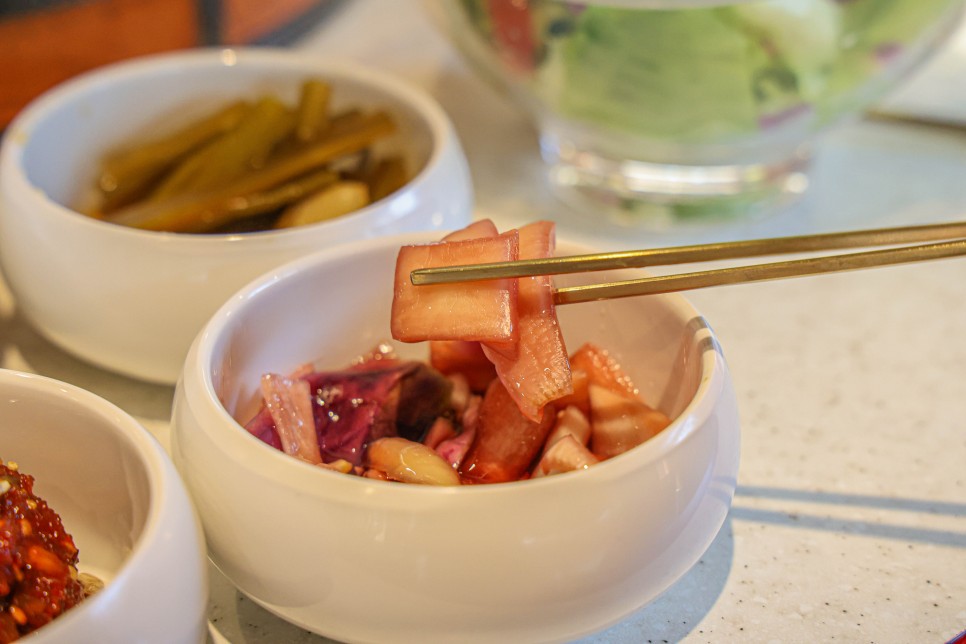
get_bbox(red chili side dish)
[242,220,673,484]
[0,461,89,642]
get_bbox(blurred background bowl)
[427,0,964,225]
[169,231,740,643]
[0,369,207,643]
[0,47,472,384]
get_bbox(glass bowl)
[429,0,964,227]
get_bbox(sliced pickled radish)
[482,221,572,422]
[533,434,599,478]
[588,385,671,459]
[391,231,520,343]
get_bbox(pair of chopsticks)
[409,221,966,305]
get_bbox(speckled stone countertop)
[2,2,966,643]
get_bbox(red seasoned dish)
[0,461,99,642]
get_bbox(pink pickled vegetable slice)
[442,218,499,241]
[430,340,497,392]
[555,342,638,414]
[435,392,481,469]
[575,342,638,397]
[542,404,591,456]
[435,425,475,470]
[423,416,457,449]
[460,378,556,484]
[391,231,520,343]
[588,385,671,459]
[446,373,471,414]
[532,434,599,478]
[432,219,504,380]
[482,221,572,422]
[260,373,323,465]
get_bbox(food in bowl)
[244,340,670,484]
[448,0,959,143]
[86,78,409,233]
[0,48,472,384]
[170,226,740,643]
[242,220,672,484]
[0,369,208,643]
[431,0,963,221]
[0,460,103,642]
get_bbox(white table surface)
[3,2,966,642]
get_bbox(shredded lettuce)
[555,8,763,141]
[453,0,959,143]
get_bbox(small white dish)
[0,369,208,643]
[170,230,740,644]
[0,48,472,384]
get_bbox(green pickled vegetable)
[95,100,251,213]
[295,79,333,142]
[85,76,410,233]
[365,156,409,202]
[107,111,396,233]
[149,96,295,200]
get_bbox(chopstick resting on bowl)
[410,221,966,305]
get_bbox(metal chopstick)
[408,221,966,305]
[410,220,966,286]
[551,238,966,305]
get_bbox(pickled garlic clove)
[367,437,460,486]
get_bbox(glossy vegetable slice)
[260,373,323,465]
[442,218,499,241]
[532,434,599,478]
[391,231,520,343]
[588,384,671,459]
[426,219,503,390]
[542,404,591,456]
[459,378,556,484]
[423,416,458,449]
[481,221,572,422]
[555,342,638,413]
[429,340,497,393]
[436,391,482,470]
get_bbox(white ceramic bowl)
[0,48,472,385]
[0,369,208,643]
[170,230,740,644]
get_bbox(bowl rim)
[180,230,732,499]
[0,368,188,638]
[0,46,459,245]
